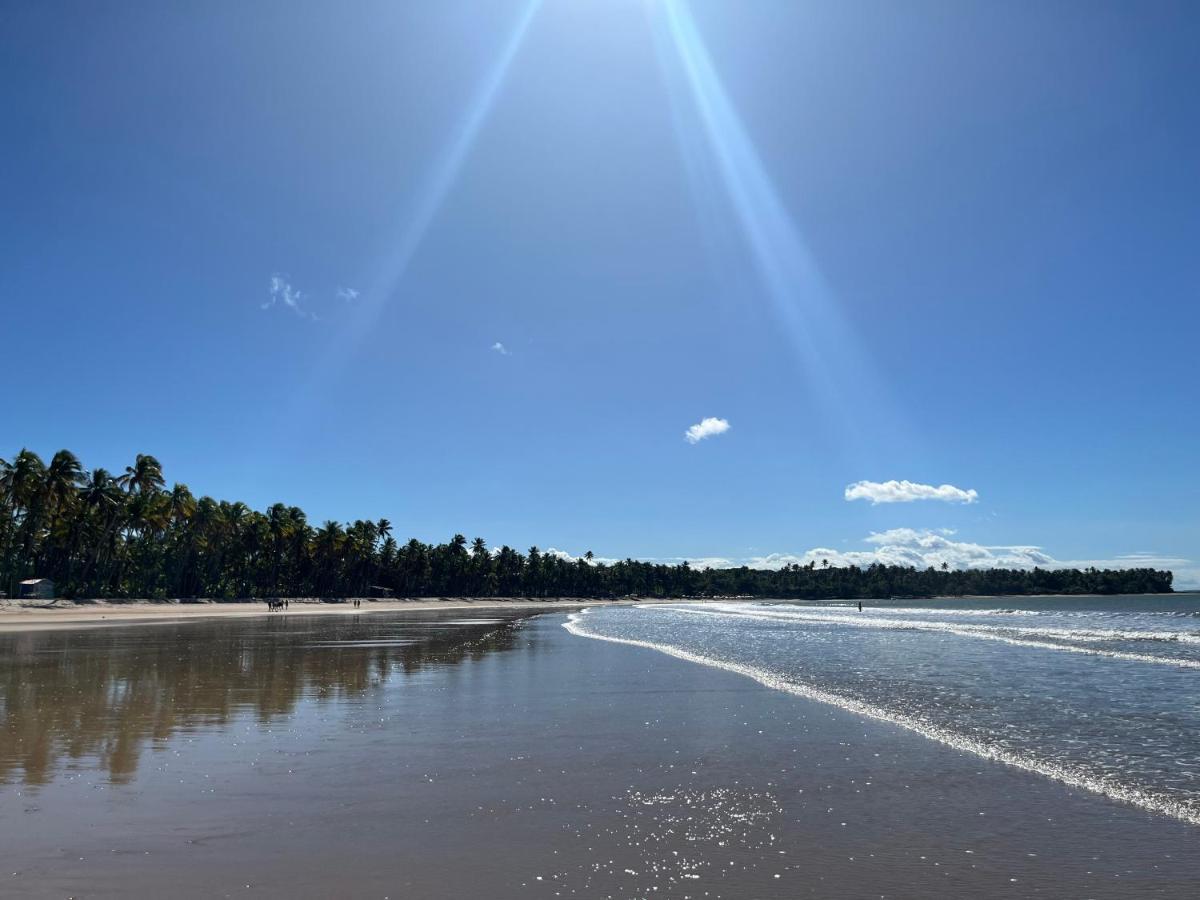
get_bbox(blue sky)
[3,0,1197,584]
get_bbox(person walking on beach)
[857,601,862,612]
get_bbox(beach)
[3,603,1199,897]
[0,597,640,633]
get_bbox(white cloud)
[731,530,1193,583]
[545,549,733,570]
[262,274,309,318]
[544,548,620,566]
[337,286,360,302]
[845,479,978,505]
[685,417,730,444]
[491,342,510,356]
[676,557,736,570]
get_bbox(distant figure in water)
[857,601,862,612]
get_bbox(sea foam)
[652,604,1200,670]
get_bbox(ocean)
[567,595,1200,826]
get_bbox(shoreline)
[0,596,665,633]
[0,591,1187,633]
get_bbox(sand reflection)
[0,613,521,785]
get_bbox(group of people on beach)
[263,599,366,611]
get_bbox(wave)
[563,610,1200,827]
[653,605,1200,669]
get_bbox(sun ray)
[308,0,542,395]
[653,1,909,462]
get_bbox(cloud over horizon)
[545,530,1196,587]
[685,417,730,444]
[845,479,978,505]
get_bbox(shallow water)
[2,604,1199,897]
[568,595,1200,825]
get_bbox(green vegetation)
[0,449,1174,601]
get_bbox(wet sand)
[2,610,1198,897]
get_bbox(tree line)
[0,448,1174,601]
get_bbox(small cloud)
[845,479,978,505]
[337,286,360,302]
[262,274,309,318]
[491,342,511,356]
[685,417,730,444]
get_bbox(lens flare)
[309,0,542,394]
[653,1,907,460]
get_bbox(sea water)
[566,595,1200,825]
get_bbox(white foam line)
[563,610,1200,827]
[657,606,1200,670]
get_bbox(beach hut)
[19,578,56,600]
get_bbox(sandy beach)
[3,607,1198,898]
[0,596,649,633]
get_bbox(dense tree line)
[0,449,1174,601]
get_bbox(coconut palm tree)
[118,454,165,496]
[77,468,124,592]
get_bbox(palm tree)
[266,503,291,593]
[168,483,197,524]
[162,483,196,596]
[44,451,83,518]
[78,468,124,592]
[33,451,82,584]
[313,521,345,596]
[118,454,165,496]
[526,546,542,597]
[3,450,48,587]
[470,537,490,596]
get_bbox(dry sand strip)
[0,600,724,633]
[0,597,685,633]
